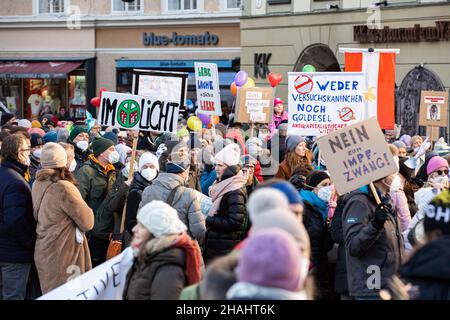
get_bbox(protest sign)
[195,62,222,116]
[99,91,179,134]
[288,72,366,136]
[235,87,274,124]
[419,90,449,127]
[38,248,134,300]
[316,117,398,195]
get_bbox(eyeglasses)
[20,148,31,153]
[436,169,449,176]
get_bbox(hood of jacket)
[226,282,308,300]
[137,234,185,266]
[152,172,185,190]
[399,236,450,281]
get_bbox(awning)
[0,61,83,79]
[116,59,233,69]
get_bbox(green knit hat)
[69,126,87,142]
[92,138,114,157]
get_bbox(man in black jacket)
[342,173,404,300]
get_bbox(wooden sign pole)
[369,182,381,205]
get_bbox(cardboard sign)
[316,117,398,195]
[195,62,222,116]
[99,91,179,133]
[38,248,134,300]
[235,87,274,124]
[288,72,366,136]
[419,90,449,127]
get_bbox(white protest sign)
[38,248,134,300]
[195,62,222,116]
[99,91,179,133]
[288,72,366,136]
[316,117,398,195]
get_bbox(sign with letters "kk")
[254,53,271,79]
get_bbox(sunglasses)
[436,169,449,176]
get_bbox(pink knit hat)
[426,156,449,175]
[274,97,284,106]
[29,127,46,137]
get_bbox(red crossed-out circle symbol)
[294,74,314,94]
[339,107,354,122]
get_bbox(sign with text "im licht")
[316,117,398,195]
[288,72,366,136]
[99,91,179,134]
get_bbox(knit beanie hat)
[393,140,407,150]
[165,140,190,173]
[426,156,449,175]
[139,152,159,172]
[40,142,68,169]
[248,188,290,222]
[424,189,450,236]
[306,170,330,189]
[271,181,303,205]
[214,123,227,137]
[214,143,241,166]
[286,135,305,152]
[92,138,114,157]
[137,200,187,237]
[31,120,42,128]
[274,97,284,106]
[237,229,302,291]
[399,134,412,148]
[1,113,15,126]
[43,131,58,143]
[57,128,69,143]
[17,119,31,129]
[69,126,87,142]
[30,133,44,149]
[103,132,118,145]
[30,127,45,137]
[251,209,310,256]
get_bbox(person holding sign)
[342,174,404,300]
[275,135,312,181]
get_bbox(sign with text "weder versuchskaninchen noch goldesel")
[288,72,366,136]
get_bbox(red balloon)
[90,97,101,107]
[268,73,283,87]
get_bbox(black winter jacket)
[204,185,248,263]
[342,189,404,297]
[399,236,450,300]
[330,198,349,295]
[125,172,152,234]
[0,160,36,263]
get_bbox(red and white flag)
[339,48,400,130]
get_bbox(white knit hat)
[137,201,187,237]
[139,152,159,172]
[214,143,241,166]
[248,188,290,223]
[17,119,32,129]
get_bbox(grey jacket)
[139,172,206,246]
[342,190,404,297]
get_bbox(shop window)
[23,79,66,120]
[226,0,241,9]
[38,0,66,14]
[0,79,21,118]
[68,75,87,119]
[112,0,142,13]
[167,0,198,11]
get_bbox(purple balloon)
[234,71,248,87]
[198,113,210,126]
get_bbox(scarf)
[88,154,115,175]
[171,233,202,285]
[208,170,247,216]
[300,189,329,222]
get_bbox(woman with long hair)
[275,135,312,180]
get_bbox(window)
[226,0,241,9]
[38,0,66,14]
[168,0,197,11]
[112,0,142,12]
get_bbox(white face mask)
[317,185,333,202]
[108,150,120,164]
[76,140,89,152]
[21,155,31,167]
[141,168,157,182]
[32,148,42,159]
[430,175,449,189]
[69,159,77,172]
[389,174,403,193]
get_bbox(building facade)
[241,0,450,136]
[0,0,241,119]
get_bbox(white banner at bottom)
[38,247,134,300]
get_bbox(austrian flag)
[339,48,400,130]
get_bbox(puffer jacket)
[123,235,187,300]
[204,185,248,263]
[125,171,152,234]
[0,160,36,263]
[398,236,450,300]
[139,172,206,245]
[342,189,404,297]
